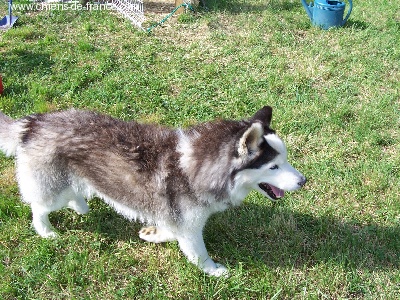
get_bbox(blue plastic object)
[301,0,353,29]
[0,0,18,30]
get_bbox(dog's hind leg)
[17,164,84,237]
[30,189,88,238]
[139,226,176,243]
[67,196,89,214]
[61,188,89,215]
[16,166,59,238]
[31,203,58,238]
[26,191,69,238]
[29,189,88,238]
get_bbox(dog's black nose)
[298,177,307,187]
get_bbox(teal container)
[301,0,353,29]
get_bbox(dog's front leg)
[176,230,228,277]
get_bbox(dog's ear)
[251,106,272,127]
[237,122,263,157]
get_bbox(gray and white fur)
[0,106,306,276]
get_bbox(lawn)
[0,0,399,298]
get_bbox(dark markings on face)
[245,139,279,169]
[230,136,279,183]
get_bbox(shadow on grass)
[0,49,54,96]
[1,49,53,76]
[205,202,399,271]
[54,198,399,272]
[345,19,369,30]
[202,0,299,14]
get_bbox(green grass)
[1,0,399,298]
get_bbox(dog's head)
[233,106,306,201]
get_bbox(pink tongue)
[271,185,284,198]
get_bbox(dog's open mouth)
[258,183,284,200]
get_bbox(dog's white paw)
[139,226,175,243]
[205,263,229,277]
[39,230,58,239]
[32,222,58,239]
[139,226,158,242]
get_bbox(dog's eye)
[270,165,279,170]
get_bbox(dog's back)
[0,110,190,229]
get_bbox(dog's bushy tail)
[0,112,21,157]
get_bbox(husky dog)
[0,106,305,276]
